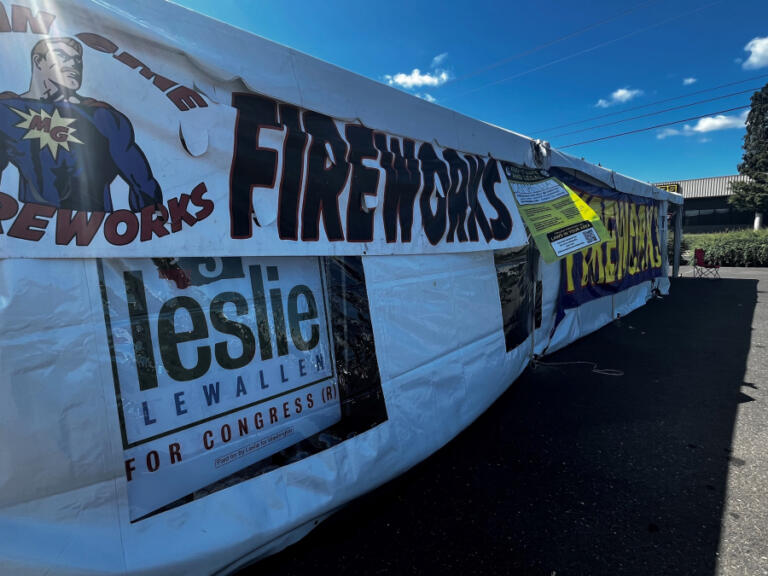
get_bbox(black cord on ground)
[532,358,624,377]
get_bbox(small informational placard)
[547,221,601,257]
[99,257,341,521]
[502,163,608,262]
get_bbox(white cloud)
[595,87,643,108]
[683,77,697,85]
[743,36,768,70]
[431,52,448,68]
[416,93,437,103]
[690,110,748,132]
[384,68,451,89]
[656,128,681,140]
[656,110,748,139]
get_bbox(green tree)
[730,82,768,229]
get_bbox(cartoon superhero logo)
[11,106,83,160]
[0,36,162,213]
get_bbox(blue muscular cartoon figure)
[0,37,162,212]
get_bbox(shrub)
[667,233,690,265]
[685,229,768,267]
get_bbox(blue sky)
[173,0,768,183]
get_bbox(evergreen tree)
[729,82,768,228]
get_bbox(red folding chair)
[693,248,720,278]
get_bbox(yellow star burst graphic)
[11,106,84,160]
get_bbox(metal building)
[654,175,752,232]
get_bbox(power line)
[456,0,660,82]
[550,87,758,138]
[443,0,724,103]
[559,104,750,149]
[536,73,768,133]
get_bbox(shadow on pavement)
[240,277,758,576]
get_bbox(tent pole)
[673,206,683,277]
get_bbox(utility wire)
[456,0,660,82]
[550,87,758,138]
[559,105,749,148]
[443,0,724,103]
[536,73,768,133]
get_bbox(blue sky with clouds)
[174,0,768,183]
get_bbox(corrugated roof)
[654,175,750,199]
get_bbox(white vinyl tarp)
[0,1,683,574]
[0,0,530,257]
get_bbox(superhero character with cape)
[0,37,162,212]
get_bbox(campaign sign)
[98,256,340,521]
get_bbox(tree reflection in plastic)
[494,245,534,352]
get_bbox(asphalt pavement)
[241,268,768,576]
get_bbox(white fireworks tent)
[0,1,683,574]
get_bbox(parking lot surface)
[242,269,768,576]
